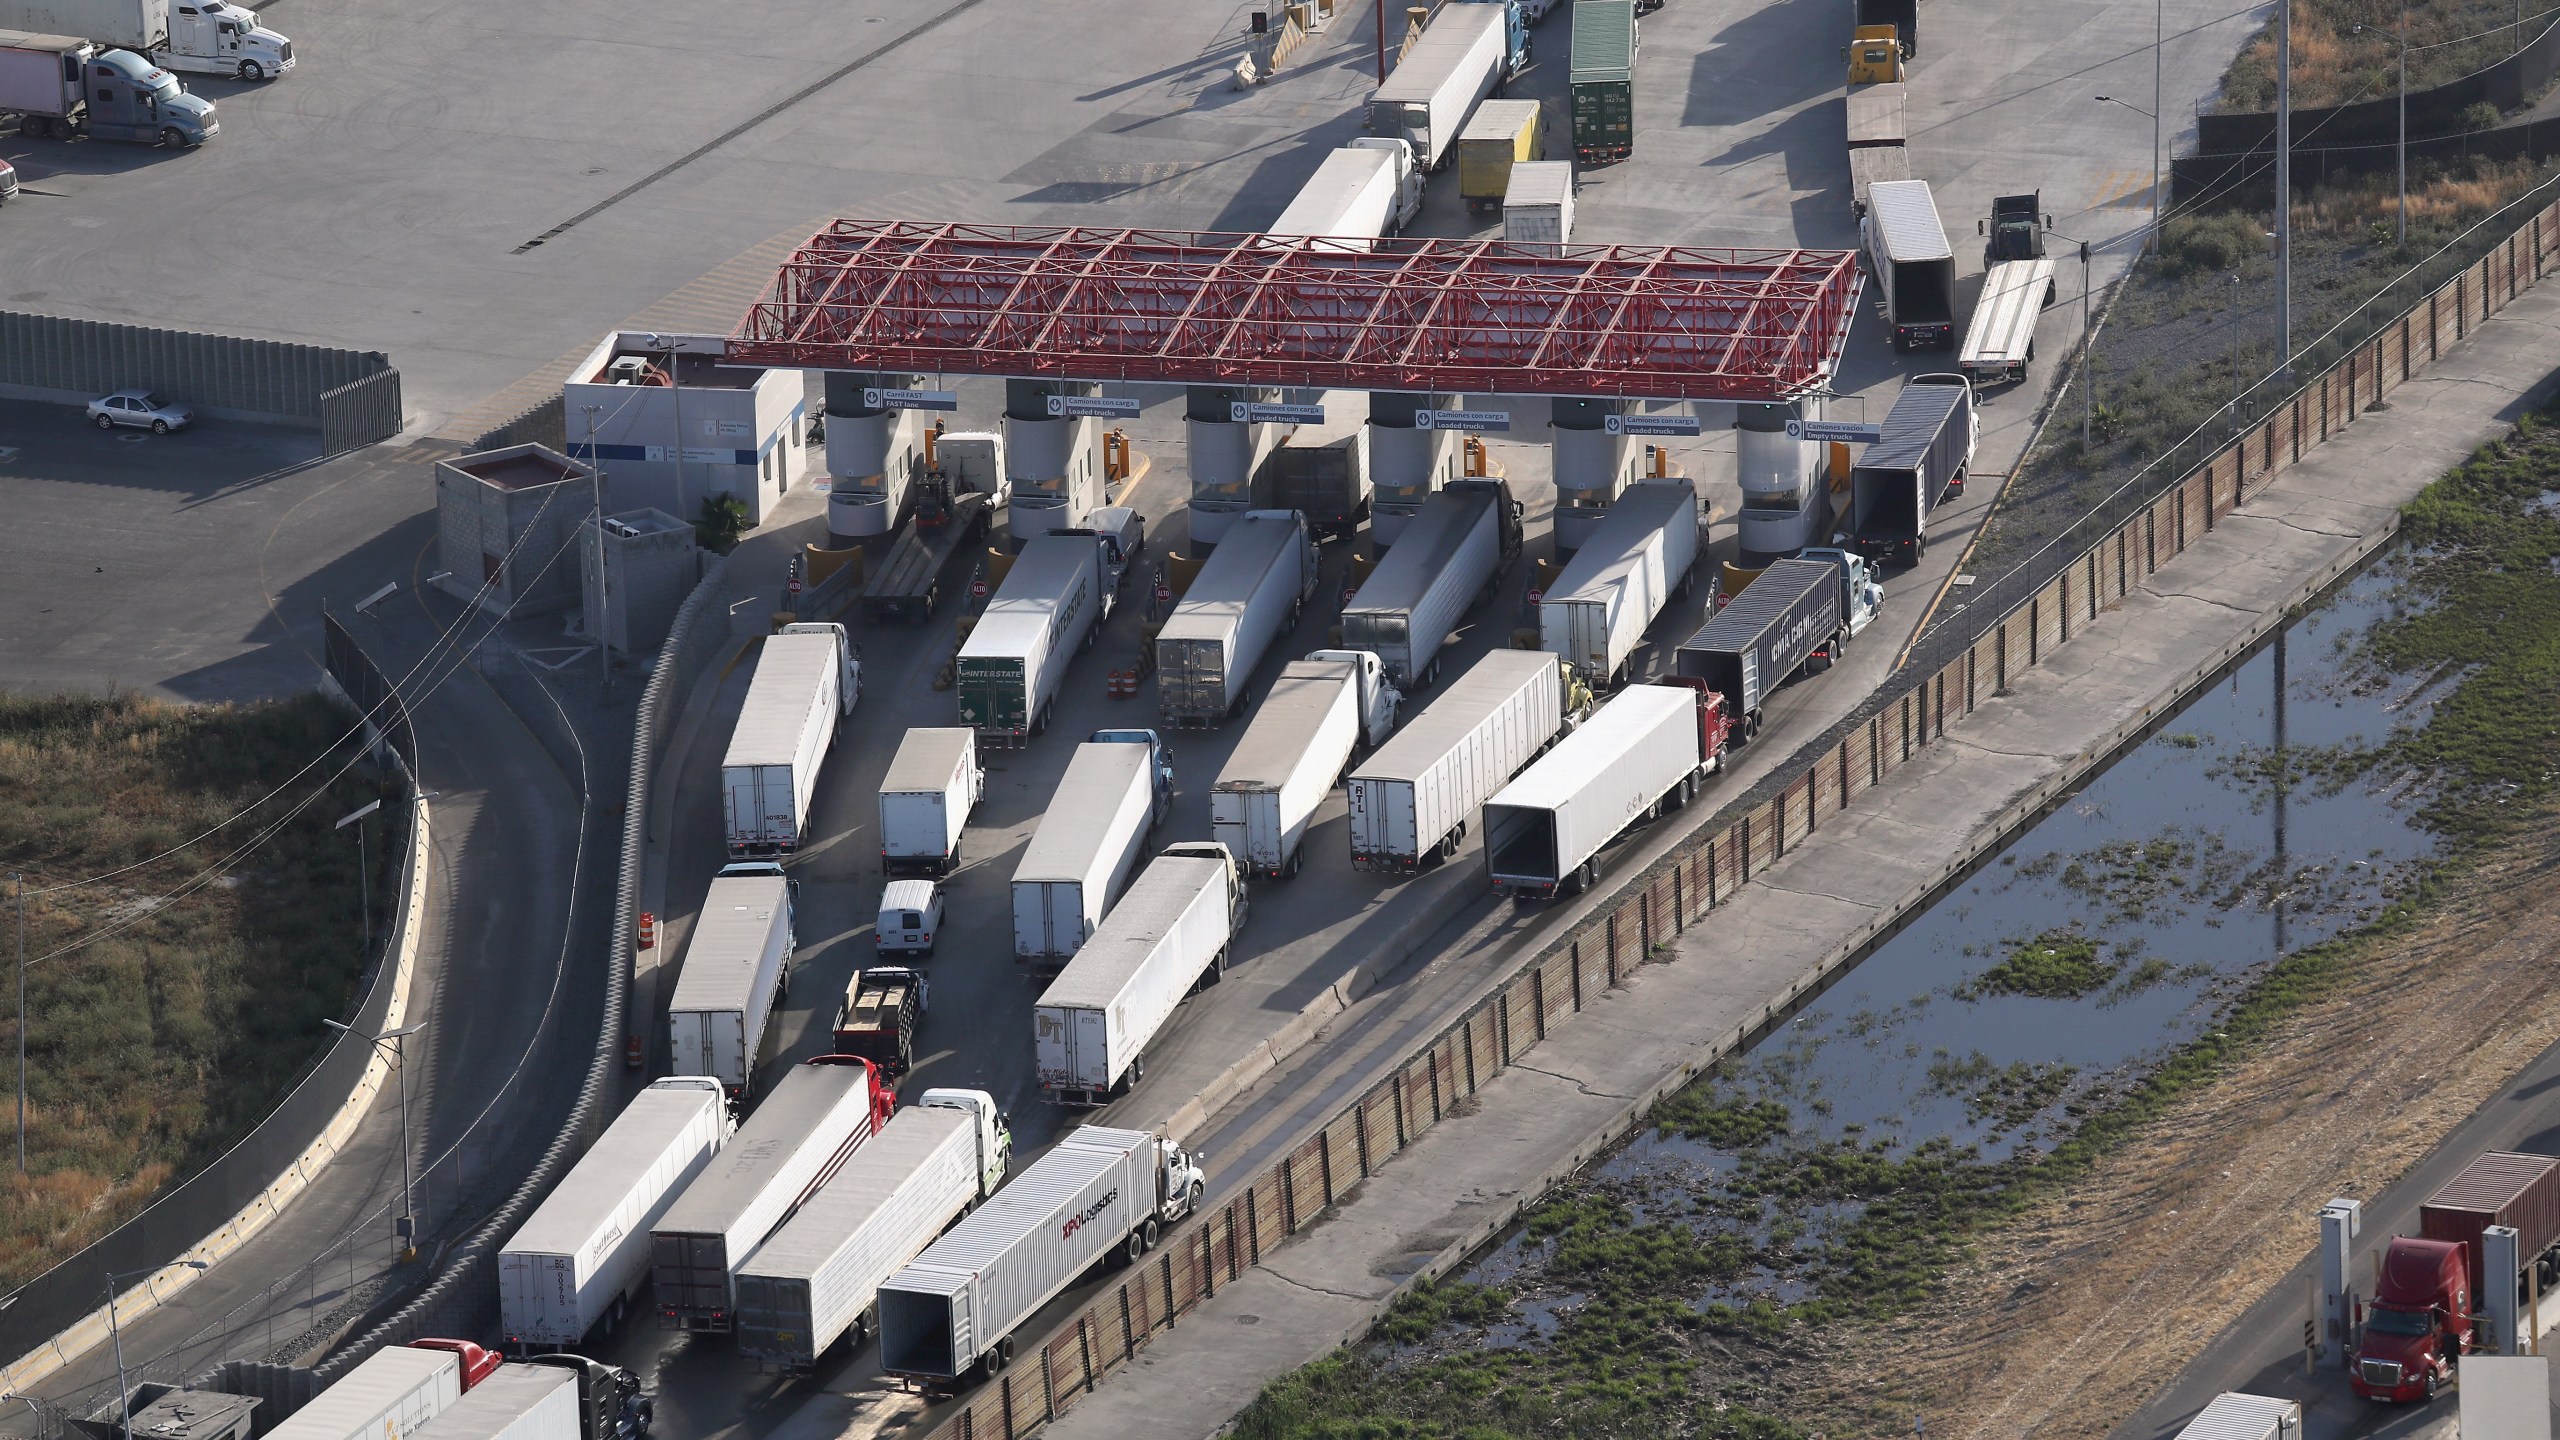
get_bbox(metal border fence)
[892,193,2560,1440]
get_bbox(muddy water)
[1449,556,2447,1299]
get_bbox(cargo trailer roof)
[1488,684,1690,811]
[2427,1149,2560,1212]
[2169,1393,2297,1440]
[1546,480,1695,600]
[414,1366,574,1440]
[738,1105,970,1281]
[886,1126,1153,1293]
[959,537,1093,659]
[1570,0,1637,80]
[505,1082,721,1255]
[1373,4,1505,103]
[1459,98,1544,145]
[1269,148,1392,240]
[656,1064,871,1235]
[1865,181,1952,263]
[266,1347,451,1440]
[1347,491,1488,616]
[724,633,840,769]
[1505,162,1574,209]
[1354,649,1557,784]
[1678,558,1832,654]
[1161,514,1299,642]
[0,29,89,51]
[1016,743,1153,882]
[668,876,790,1014]
[1858,380,1968,472]
[1035,857,1229,1009]
[882,728,975,793]
[1217,660,1355,792]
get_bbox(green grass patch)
[0,692,391,1293]
[1954,929,2112,999]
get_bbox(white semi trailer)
[1212,652,1398,880]
[955,532,1104,745]
[1033,842,1247,1104]
[666,874,795,1100]
[1366,2,1505,171]
[878,728,983,876]
[1012,740,1162,970]
[1157,510,1318,726]
[1346,649,1584,873]
[1538,478,1700,689]
[1341,478,1521,688]
[722,623,859,857]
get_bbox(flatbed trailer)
[864,492,991,624]
[1957,257,2056,385]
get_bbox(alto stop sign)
[1525,588,1544,606]
[971,578,989,599]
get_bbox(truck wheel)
[1123,1229,1148,1267]
[990,1337,1014,1373]
[1283,847,1302,878]
[240,59,265,80]
[1187,1180,1205,1213]
[160,127,187,148]
[1142,1217,1162,1252]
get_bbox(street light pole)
[105,1261,207,1440]
[2275,0,2292,371]
[13,873,24,1175]
[2153,0,2163,255]
[583,402,610,693]
[325,1019,426,1262]
[2080,241,2095,447]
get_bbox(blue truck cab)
[11,44,220,147]
[1454,0,1532,77]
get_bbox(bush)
[2462,100,2503,131]
[2156,212,2266,279]
[696,495,749,553]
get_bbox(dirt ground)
[1792,805,2560,1440]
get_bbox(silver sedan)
[88,390,195,434]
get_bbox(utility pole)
[2153,0,2163,255]
[2399,4,2409,248]
[1374,0,1386,80]
[583,403,610,694]
[2080,241,2095,448]
[2275,0,2293,371]
[14,873,24,1175]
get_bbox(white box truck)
[1501,160,1576,249]
[0,0,292,79]
[1267,144,1400,251]
[1212,652,1397,880]
[1012,741,1160,971]
[878,728,982,876]
[877,1126,1206,1388]
[1341,478,1522,688]
[650,1056,894,1333]
[1538,478,1699,688]
[1347,649,1583,873]
[666,874,795,1101]
[407,1366,577,1440]
[732,1089,1012,1369]
[955,533,1104,746]
[1483,682,1715,900]
[264,1345,465,1440]
[1033,842,1246,1105]
[498,1077,730,1351]
[1367,2,1506,171]
[1157,510,1319,726]
[722,623,859,857]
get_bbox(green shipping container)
[955,656,1029,737]
[1569,0,1637,163]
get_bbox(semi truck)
[1033,842,1247,1105]
[1856,0,1918,54]
[1347,649,1586,872]
[0,0,290,78]
[722,623,858,856]
[0,29,214,145]
[666,873,796,1100]
[732,1089,1012,1370]
[265,1345,475,1440]
[878,728,983,876]
[1366,1,1505,171]
[2353,1149,2560,1403]
[1862,180,1956,351]
[1452,0,1530,77]
[498,1077,730,1351]
[1342,478,1521,688]
[955,532,1102,744]
[830,967,926,1080]
[877,1127,1205,1388]
[1840,374,1976,567]
[1455,97,1544,214]
[407,1366,577,1440]
[1962,194,2058,384]
[1538,478,1700,689]
[1212,651,1399,880]
[1674,557,1858,743]
[1484,680,1730,899]
[1502,160,1575,248]
[515,1356,649,1440]
[1012,740,1163,970]
[1260,431,1372,539]
[650,1056,896,1334]
[1268,145,1401,250]
[1157,510,1319,726]
[1568,0,1636,164]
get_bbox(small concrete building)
[561,332,810,527]
[582,509,699,655]
[432,444,589,616]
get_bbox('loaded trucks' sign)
[1046,396,1143,419]
[1607,414,1703,436]
[1230,401,1326,424]
[1414,410,1509,432]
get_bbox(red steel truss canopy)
[727,221,1864,401]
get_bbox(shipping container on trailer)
[732,1091,1010,1370]
[1673,558,1847,740]
[1156,510,1317,725]
[1367,1,1506,169]
[722,624,856,856]
[1484,684,1707,899]
[1212,658,1364,879]
[1537,478,1699,688]
[666,875,794,1099]
[1456,97,1544,213]
[1033,846,1243,1104]
[264,1346,462,1440]
[1260,430,1372,539]
[650,1058,891,1333]
[2420,1150,2560,1296]
[2168,1394,2299,1440]
[1841,375,1975,568]
[1341,480,1514,688]
[1568,0,1636,163]
[876,1126,1203,1387]
[955,533,1103,745]
[408,1366,578,1440]
[1011,741,1159,969]
[878,728,982,875]
[499,1077,728,1350]
[1347,648,1573,872]
[1862,179,1957,350]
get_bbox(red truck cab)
[2353,1238,2469,1401]
[805,1053,899,1128]
[407,1338,502,1390]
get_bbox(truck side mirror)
[1977,220,1986,236]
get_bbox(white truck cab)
[916,1087,1013,1194]
[1800,546,1884,639]
[932,431,1009,510]
[1304,647,1402,747]
[1341,136,1423,232]
[1153,1137,1207,1226]
[163,0,293,79]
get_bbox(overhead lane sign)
[1414,410,1508,432]
[1606,413,1703,436]
[1787,419,1883,444]
[1047,395,1143,419]
[1230,401,1326,424]
[863,387,959,411]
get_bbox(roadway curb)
[0,791,435,1398]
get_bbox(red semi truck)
[2353,1149,2560,1403]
